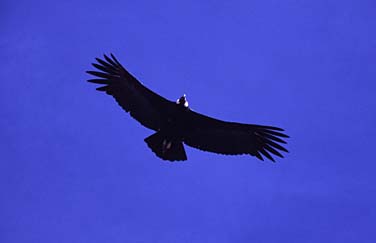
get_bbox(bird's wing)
[87,54,174,131]
[183,110,289,162]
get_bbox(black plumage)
[87,54,289,162]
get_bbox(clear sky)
[1,0,375,242]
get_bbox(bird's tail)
[144,132,187,161]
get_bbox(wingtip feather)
[259,148,275,162]
[254,152,264,161]
[96,86,108,91]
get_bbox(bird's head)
[176,94,189,108]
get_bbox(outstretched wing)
[183,111,289,162]
[87,54,174,131]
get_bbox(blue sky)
[1,0,375,242]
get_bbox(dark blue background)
[1,0,375,242]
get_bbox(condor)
[87,54,289,162]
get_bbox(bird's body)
[87,54,289,162]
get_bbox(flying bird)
[87,54,289,162]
